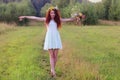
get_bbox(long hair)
[45,9,61,28]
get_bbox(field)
[0,23,120,80]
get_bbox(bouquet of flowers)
[71,12,86,25]
[71,12,84,19]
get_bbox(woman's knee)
[49,49,54,58]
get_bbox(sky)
[89,0,102,3]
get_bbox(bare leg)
[53,49,59,68]
[48,49,56,76]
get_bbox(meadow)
[0,23,120,80]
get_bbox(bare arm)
[61,17,75,22]
[19,16,46,21]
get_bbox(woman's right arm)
[19,16,46,21]
[61,17,76,22]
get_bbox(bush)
[41,3,52,17]
[83,4,98,25]
[60,5,72,18]
[94,3,105,19]
[109,0,120,20]
[0,1,35,25]
[103,0,120,20]
[70,3,98,25]
[41,3,72,18]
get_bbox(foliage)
[103,0,112,20]
[60,5,72,18]
[94,3,105,19]
[70,3,98,25]
[108,0,120,20]
[0,1,35,25]
[0,0,120,25]
[51,0,70,8]
[103,0,120,20]
[41,3,53,17]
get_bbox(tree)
[31,0,51,17]
[94,2,105,19]
[0,0,21,3]
[103,0,112,20]
[51,0,70,8]
[109,0,120,20]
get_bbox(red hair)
[45,9,61,28]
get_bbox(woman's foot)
[50,70,56,77]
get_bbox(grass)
[0,23,120,80]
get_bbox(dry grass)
[99,20,120,26]
[0,23,16,34]
[57,41,101,80]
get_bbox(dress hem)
[43,48,62,51]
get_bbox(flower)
[48,6,55,11]
[47,6,58,11]
[55,5,58,10]
[79,13,83,16]
[71,12,84,18]
[71,13,78,18]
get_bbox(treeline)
[0,0,120,25]
[42,0,120,25]
[0,0,21,3]
[0,0,35,25]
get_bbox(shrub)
[70,3,98,25]
[109,0,120,20]
[0,1,35,25]
[94,3,105,19]
[103,0,120,20]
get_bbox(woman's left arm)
[61,18,75,22]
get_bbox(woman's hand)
[19,16,26,21]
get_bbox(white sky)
[89,0,102,3]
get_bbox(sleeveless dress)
[44,19,62,50]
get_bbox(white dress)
[44,19,62,50]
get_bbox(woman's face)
[50,10,55,19]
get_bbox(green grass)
[0,24,120,80]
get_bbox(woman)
[19,6,75,77]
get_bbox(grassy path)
[0,25,120,80]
